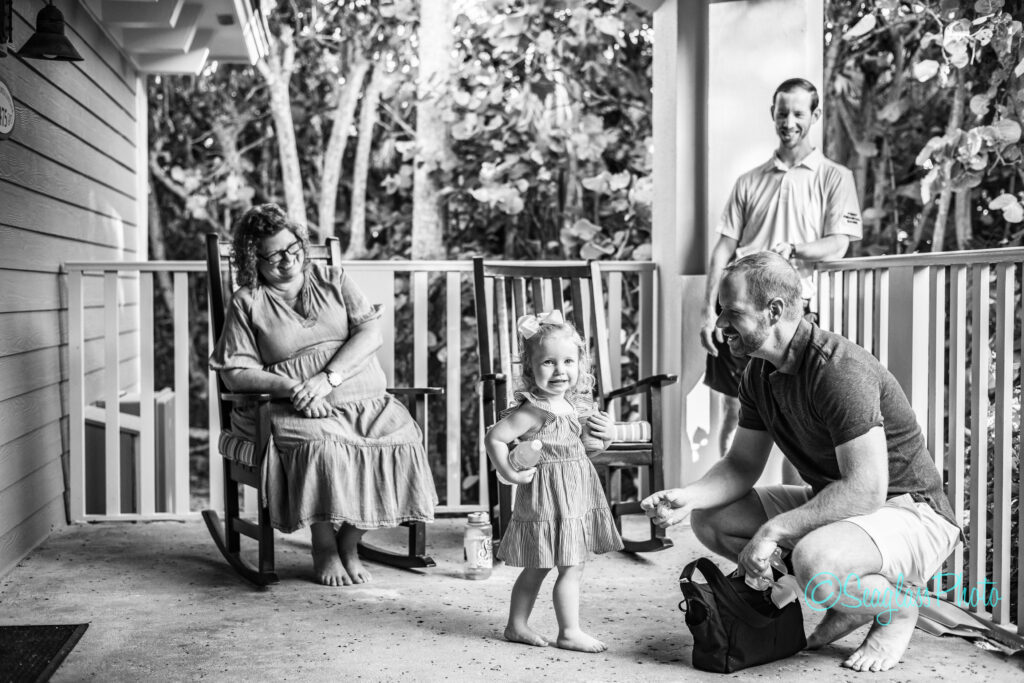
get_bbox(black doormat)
[0,624,88,683]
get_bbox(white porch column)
[648,0,824,486]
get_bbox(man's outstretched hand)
[641,489,693,528]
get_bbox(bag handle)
[679,557,777,629]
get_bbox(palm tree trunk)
[256,27,306,226]
[931,71,966,252]
[318,58,370,241]
[412,0,453,260]
[346,64,385,259]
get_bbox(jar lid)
[468,511,489,525]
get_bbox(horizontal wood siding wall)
[0,0,140,577]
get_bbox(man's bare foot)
[337,523,372,584]
[504,624,548,647]
[842,603,917,672]
[555,628,607,653]
[311,522,351,586]
[807,610,871,649]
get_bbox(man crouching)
[643,251,960,672]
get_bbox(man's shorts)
[755,485,961,588]
[704,305,818,398]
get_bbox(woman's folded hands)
[291,375,334,417]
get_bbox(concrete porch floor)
[1,516,1021,682]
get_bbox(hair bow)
[517,310,565,339]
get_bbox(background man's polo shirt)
[717,148,863,300]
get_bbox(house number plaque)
[0,77,13,139]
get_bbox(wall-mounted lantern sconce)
[0,0,13,58]
[17,1,83,62]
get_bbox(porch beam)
[650,0,706,487]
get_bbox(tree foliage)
[825,0,1024,253]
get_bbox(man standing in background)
[701,78,863,469]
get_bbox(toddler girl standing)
[485,311,624,653]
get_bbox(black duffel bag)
[678,557,806,673]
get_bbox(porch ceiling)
[80,0,273,74]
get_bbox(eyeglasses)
[257,240,303,265]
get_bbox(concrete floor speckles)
[1,517,1021,682]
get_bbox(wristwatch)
[323,369,342,387]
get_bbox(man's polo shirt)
[717,148,863,299]
[737,319,957,528]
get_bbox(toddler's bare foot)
[556,628,607,653]
[504,623,549,647]
[337,523,372,584]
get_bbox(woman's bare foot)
[311,522,351,586]
[555,628,607,653]
[504,623,549,647]
[841,603,918,672]
[806,610,871,649]
[337,523,372,584]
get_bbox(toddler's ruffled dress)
[496,391,624,567]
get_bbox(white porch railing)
[64,259,658,524]
[817,247,1023,634]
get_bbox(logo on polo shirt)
[843,212,861,225]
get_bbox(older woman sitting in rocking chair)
[209,203,437,586]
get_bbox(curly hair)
[230,203,310,287]
[517,321,596,398]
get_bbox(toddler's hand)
[587,411,615,440]
[505,467,536,485]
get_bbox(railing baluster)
[607,272,622,398]
[991,263,1013,624]
[968,264,989,615]
[104,272,122,516]
[638,268,655,497]
[875,268,889,367]
[947,264,967,600]
[412,271,429,455]
[68,269,86,522]
[831,269,843,336]
[844,270,858,342]
[927,267,946,474]
[445,272,462,508]
[858,270,871,353]
[138,272,156,516]
[925,266,945,595]
[816,270,831,331]
[173,272,190,514]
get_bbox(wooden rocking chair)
[203,233,441,586]
[472,258,676,553]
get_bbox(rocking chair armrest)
[387,386,445,397]
[604,373,679,401]
[221,392,273,404]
